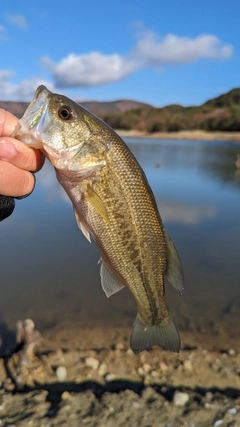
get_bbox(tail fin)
[130,315,180,354]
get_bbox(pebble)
[228,407,237,415]
[98,363,108,377]
[56,366,67,382]
[183,360,193,372]
[173,391,190,407]
[105,373,116,382]
[143,363,151,373]
[137,367,145,377]
[85,356,100,370]
[214,421,223,427]
[61,391,72,400]
[115,342,125,350]
[228,348,236,356]
[159,362,168,373]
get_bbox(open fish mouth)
[13,86,51,148]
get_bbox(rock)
[85,356,100,370]
[228,407,237,414]
[159,362,168,373]
[98,363,107,377]
[173,391,190,407]
[61,391,72,400]
[228,348,236,356]
[115,342,125,350]
[184,360,193,371]
[137,367,145,377]
[214,420,223,427]
[143,363,151,373]
[56,366,67,382]
[105,373,116,382]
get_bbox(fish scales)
[15,85,184,354]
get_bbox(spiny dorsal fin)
[86,187,110,223]
[164,228,184,294]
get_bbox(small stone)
[228,348,236,356]
[143,363,151,373]
[173,391,190,407]
[132,401,141,409]
[214,421,223,427]
[205,391,213,401]
[98,363,107,377]
[137,367,145,377]
[115,343,125,350]
[3,379,15,392]
[184,360,193,371]
[151,370,158,378]
[56,366,67,382]
[61,391,72,400]
[85,356,100,370]
[159,362,168,373]
[228,407,237,415]
[105,373,116,382]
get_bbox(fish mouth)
[13,85,52,148]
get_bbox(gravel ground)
[0,325,240,427]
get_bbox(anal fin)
[100,262,125,298]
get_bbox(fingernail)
[0,140,17,160]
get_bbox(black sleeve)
[0,195,15,221]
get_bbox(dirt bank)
[116,129,240,142]
[0,326,240,427]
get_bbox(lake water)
[0,137,240,352]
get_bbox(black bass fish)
[15,85,184,354]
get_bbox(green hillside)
[1,88,240,133]
[103,88,240,132]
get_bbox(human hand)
[0,108,44,198]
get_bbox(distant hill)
[0,99,151,120]
[1,88,240,132]
[103,88,240,132]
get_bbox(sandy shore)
[0,327,240,426]
[116,129,240,142]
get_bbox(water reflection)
[0,138,240,349]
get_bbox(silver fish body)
[15,86,184,354]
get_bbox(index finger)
[0,109,19,137]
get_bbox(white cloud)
[133,32,233,65]
[42,30,233,88]
[0,70,53,100]
[0,27,233,99]
[41,52,139,88]
[5,13,27,29]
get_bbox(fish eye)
[58,106,73,120]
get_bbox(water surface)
[1,138,240,350]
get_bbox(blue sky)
[0,0,239,106]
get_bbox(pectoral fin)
[100,262,125,298]
[164,229,184,294]
[86,187,110,223]
[74,208,91,243]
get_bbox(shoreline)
[116,129,240,142]
[1,326,240,426]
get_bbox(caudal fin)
[130,315,180,354]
